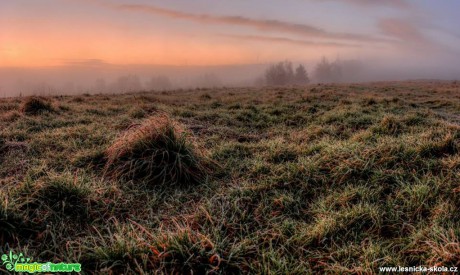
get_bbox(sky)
[1,0,460,67]
[0,0,460,95]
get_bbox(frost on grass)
[104,114,212,186]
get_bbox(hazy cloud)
[221,34,361,48]
[84,1,388,44]
[58,58,109,66]
[378,18,428,43]
[312,0,411,9]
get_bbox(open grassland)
[1,81,460,273]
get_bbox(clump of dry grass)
[418,132,458,157]
[376,115,404,136]
[424,229,460,266]
[104,114,211,186]
[0,110,21,122]
[20,96,54,115]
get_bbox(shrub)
[20,96,54,115]
[104,115,211,186]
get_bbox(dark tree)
[265,61,295,86]
[314,57,342,83]
[294,64,310,85]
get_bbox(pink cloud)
[82,1,388,44]
[378,18,427,43]
[313,0,411,9]
[221,34,361,48]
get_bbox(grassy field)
[1,81,460,273]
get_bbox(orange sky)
[1,0,460,67]
[1,23,342,67]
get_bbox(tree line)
[263,57,359,86]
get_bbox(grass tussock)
[20,96,54,115]
[36,176,90,217]
[14,172,93,224]
[376,115,404,136]
[418,132,459,157]
[105,114,211,186]
[148,228,234,273]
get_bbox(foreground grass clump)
[36,176,90,217]
[147,228,241,273]
[13,172,94,225]
[20,96,54,115]
[105,115,211,186]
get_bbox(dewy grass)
[0,196,25,242]
[1,82,459,273]
[36,176,91,217]
[104,114,211,187]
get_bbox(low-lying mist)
[1,58,459,98]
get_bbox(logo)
[1,251,81,273]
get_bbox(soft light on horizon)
[1,0,459,67]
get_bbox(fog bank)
[0,59,459,97]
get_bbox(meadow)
[1,81,460,273]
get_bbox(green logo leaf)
[1,252,31,271]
